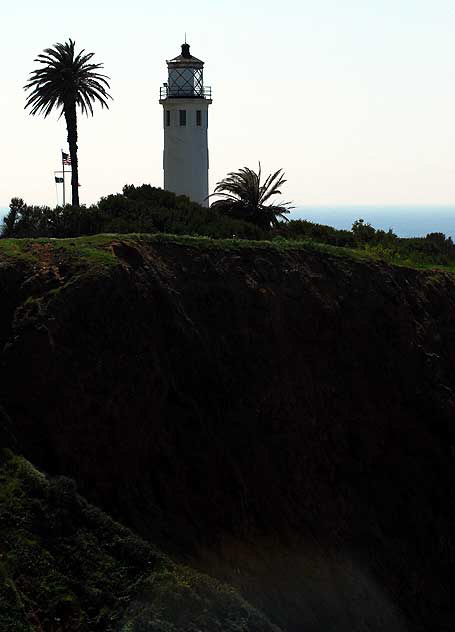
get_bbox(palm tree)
[210,164,292,230]
[24,39,111,207]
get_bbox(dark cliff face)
[1,237,454,632]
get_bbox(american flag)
[62,152,71,166]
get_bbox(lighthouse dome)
[166,43,205,98]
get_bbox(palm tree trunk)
[64,103,80,207]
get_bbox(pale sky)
[1,0,455,208]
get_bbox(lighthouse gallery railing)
[160,86,212,99]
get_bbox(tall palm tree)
[210,164,292,230]
[24,39,111,207]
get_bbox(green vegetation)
[0,449,278,631]
[0,234,118,268]
[1,187,264,241]
[274,217,455,270]
[0,232,373,274]
[24,39,111,207]
[1,229,455,277]
[2,186,455,272]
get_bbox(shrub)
[274,219,355,247]
[1,186,266,240]
[352,218,377,244]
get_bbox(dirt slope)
[1,236,454,631]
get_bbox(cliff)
[1,235,454,631]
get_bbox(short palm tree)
[210,165,292,230]
[24,39,111,207]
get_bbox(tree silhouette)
[210,164,292,230]
[24,39,111,207]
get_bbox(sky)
[1,0,455,209]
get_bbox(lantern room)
[160,43,211,99]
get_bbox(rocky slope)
[1,235,454,631]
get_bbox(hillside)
[1,234,454,631]
[0,448,279,631]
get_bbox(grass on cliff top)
[0,235,118,267]
[0,447,279,632]
[0,233,454,273]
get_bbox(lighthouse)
[159,43,212,207]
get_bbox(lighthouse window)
[179,110,186,126]
[196,110,202,126]
[166,110,170,127]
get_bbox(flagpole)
[62,150,65,207]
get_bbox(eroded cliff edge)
[1,236,454,631]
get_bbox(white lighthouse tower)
[159,43,212,207]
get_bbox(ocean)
[289,206,455,239]
[1,205,455,239]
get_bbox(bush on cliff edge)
[1,186,266,241]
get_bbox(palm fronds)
[210,164,292,229]
[24,39,111,118]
